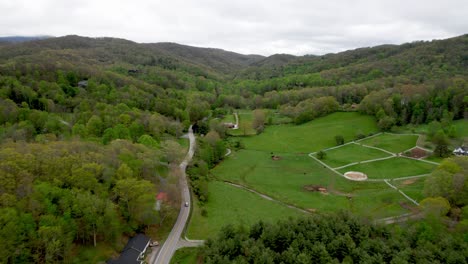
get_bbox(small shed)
[77,80,88,88]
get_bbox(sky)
[1,0,467,56]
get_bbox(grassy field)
[187,112,432,243]
[210,149,411,217]
[358,133,419,153]
[224,110,257,136]
[338,157,436,179]
[242,112,378,153]
[323,143,391,168]
[453,119,468,138]
[170,248,200,264]
[392,177,426,202]
[186,181,304,239]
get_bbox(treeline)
[0,139,176,263]
[201,213,468,263]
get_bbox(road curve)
[151,126,196,264]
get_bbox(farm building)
[453,146,468,156]
[107,234,150,264]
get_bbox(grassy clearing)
[338,157,436,179]
[225,110,257,136]
[170,248,200,264]
[358,133,418,153]
[453,119,468,138]
[392,177,426,202]
[213,149,339,208]
[186,181,304,239]
[242,112,378,153]
[323,143,391,168]
[211,149,409,217]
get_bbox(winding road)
[151,126,197,264]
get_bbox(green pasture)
[242,112,378,153]
[358,133,418,153]
[186,181,304,239]
[323,143,391,168]
[224,110,257,136]
[211,149,411,216]
[338,157,436,179]
[453,119,468,138]
[391,177,426,202]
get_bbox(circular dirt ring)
[344,171,368,181]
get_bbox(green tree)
[335,135,344,145]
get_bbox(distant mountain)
[147,42,264,74]
[0,35,53,43]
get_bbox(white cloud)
[0,0,466,55]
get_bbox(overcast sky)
[1,0,467,55]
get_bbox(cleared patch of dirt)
[304,185,328,194]
[404,147,427,159]
[344,171,368,181]
[402,179,417,185]
[271,155,282,161]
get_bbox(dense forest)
[201,213,468,263]
[0,34,467,262]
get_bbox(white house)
[453,146,468,156]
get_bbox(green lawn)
[358,133,418,153]
[186,181,304,239]
[453,119,468,138]
[338,157,436,179]
[210,149,410,217]
[225,110,257,136]
[323,143,391,168]
[242,112,378,153]
[392,177,426,203]
[170,248,199,264]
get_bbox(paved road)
[151,126,196,264]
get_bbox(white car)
[184,202,189,207]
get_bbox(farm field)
[337,157,436,179]
[322,143,391,168]
[224,110,257,136]
[242,112,378,153]
[186,181,304,239]
[189,112,439,241]
[358,133,419,153]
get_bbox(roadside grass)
[177,137,189,153]
[358,133,418,153]
[170,248,200,264]
[322,143,391,168]
[242,112,378,153]
[186,181,304,239]
[337,157,436,179]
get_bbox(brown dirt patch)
[304,185,328,194]
[343,171,368,181]
[402,179,417,185]
[406,147,427,159]
[271,155,282,160]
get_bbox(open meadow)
[187,112,437,240]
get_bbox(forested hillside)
[0,34,467,262]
